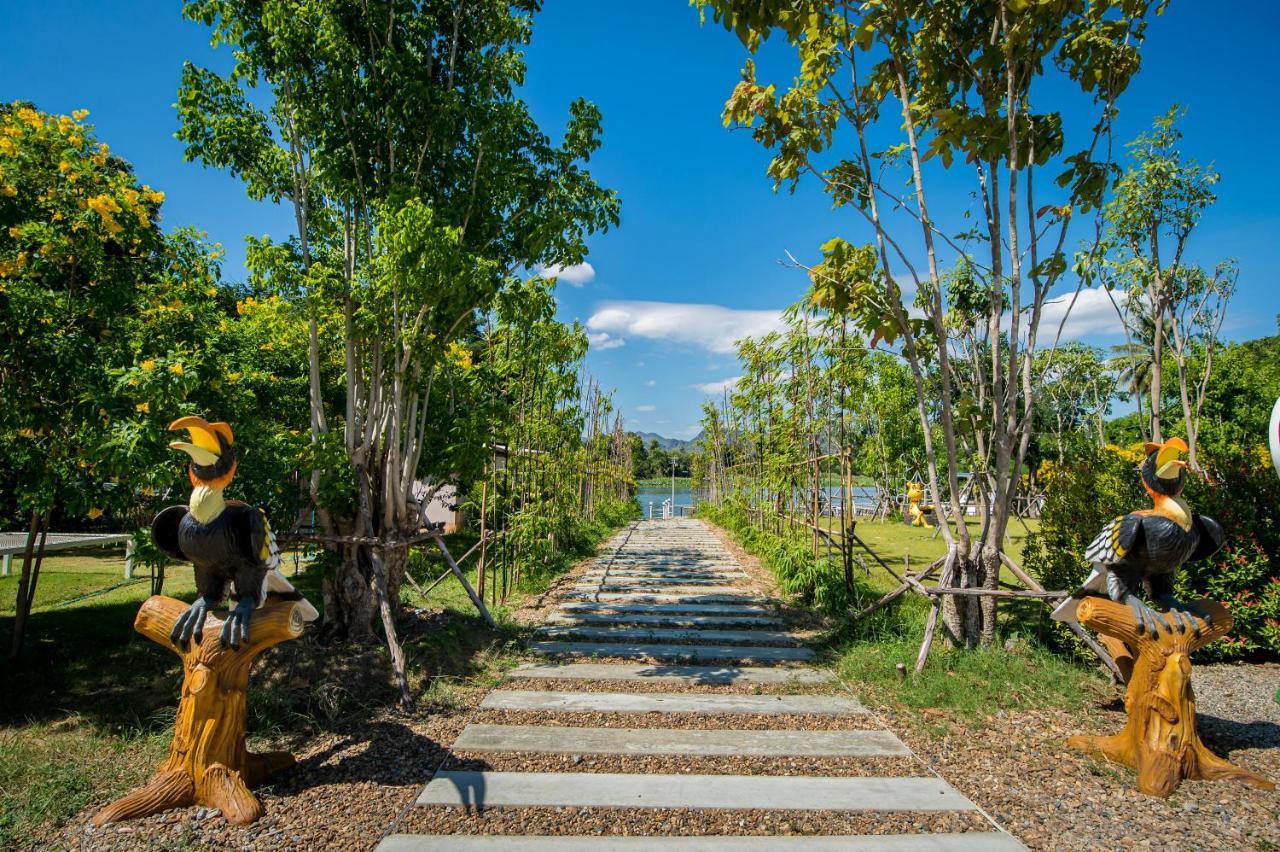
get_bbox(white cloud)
[587,300,785,354]
[645,379,657,387]
[587,331,625,350]
[538,261,596,287]
[1023,287,1128,342]
[637,404,656,412]
[692,376,742,395]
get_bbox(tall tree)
[176,0,619,675]
[1101,106,1233,469]
[698,0,1158,646]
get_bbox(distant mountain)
[630,431,701,451]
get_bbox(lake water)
[634,485,884,517]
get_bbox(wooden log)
[1066,597,1274,797]
[93,595,306,827]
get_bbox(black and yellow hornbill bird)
[152,416,318,648]
[1052,437,1223,637]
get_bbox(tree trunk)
[1067,597,1273,797]
[93,596,306,826]
[8,508,50,661]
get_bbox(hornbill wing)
[151,506,189,562]
[1190,514,1224,561]
[1051,514,1144,624]
[1084,513,1143,565]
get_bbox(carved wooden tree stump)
[1068,597,1275,797]
[93,595,305,827]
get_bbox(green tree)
[697,0,1159,647]
[176,0,619,701]
[1100,107,1235,470]
[0,103,197,657]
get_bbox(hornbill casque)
[152,416,319,648]
[1052,437,1223,637]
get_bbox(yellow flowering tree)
[0,101,170,656]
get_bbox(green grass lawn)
[0,524,614,847]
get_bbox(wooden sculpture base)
[93,595,306,827]
[1067,597,1274,797]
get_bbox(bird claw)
[1125,595,1169,638]
[220,599,254,649]
[170,598,210,647]
[1159,596,1208,638]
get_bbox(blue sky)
[4,1,1278,440]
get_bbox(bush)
[699,497,868,614]
[1024,442,1280,661]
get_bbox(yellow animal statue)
[906,481,933,528]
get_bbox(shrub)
[1024,442,1280,661]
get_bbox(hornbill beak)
[1148,437,1189,479]
[168,416,234,466]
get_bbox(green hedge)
[1024,443,1280,661]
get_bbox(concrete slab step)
[416,771,975,811]
[573,584,745,594]
[558,602,774,616]
[533,625,805,646]
[562,592,766,605]
[379,835,1024,851]
[527,641,815,663]
[453,724,910,757]
[481,690,864,715]
[546,613,783,628]
[506,663,830,685]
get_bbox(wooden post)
[431,532,497,629]
[93,595,305,827]
[1067,597,1274,797]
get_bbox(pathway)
[379,518,1021,850]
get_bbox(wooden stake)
[1067,597,1274,797]
[93,596,305,827]
[431,532,496,628]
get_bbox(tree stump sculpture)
[93,595,305,827]
[1067,597,1274,797]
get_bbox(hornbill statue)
[152,416,319,648]
[1052,437,1223,637]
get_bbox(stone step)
[573,583,745,594]
[416,771,975,811]
[481,690,863,715]
[573,573,742,588]
[453,724,910,757]
[558,602,774,616]
[379,835,1024,851]
[507,663,830,685]
[546,613,783,628]
[534,625,805,646]
[527,641,815,663]
[581,570,748,580]
[562,592,766,605]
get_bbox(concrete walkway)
[380,518,1022,850]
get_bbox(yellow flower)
[135,401,150,414]
[86,507,104,520]
[7,226,18,238]
[18,427,36,438]
[16,107,41,129]
[59,160,72,173]
[170,363,184,375]
[140,358,155,371]
[73,109,89,121]
[205,287,218,297]
[226,371,242,383]
[1,186,15,197]
[0,138,15,155]
[87,194,121,216]
[141,486,156,496]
